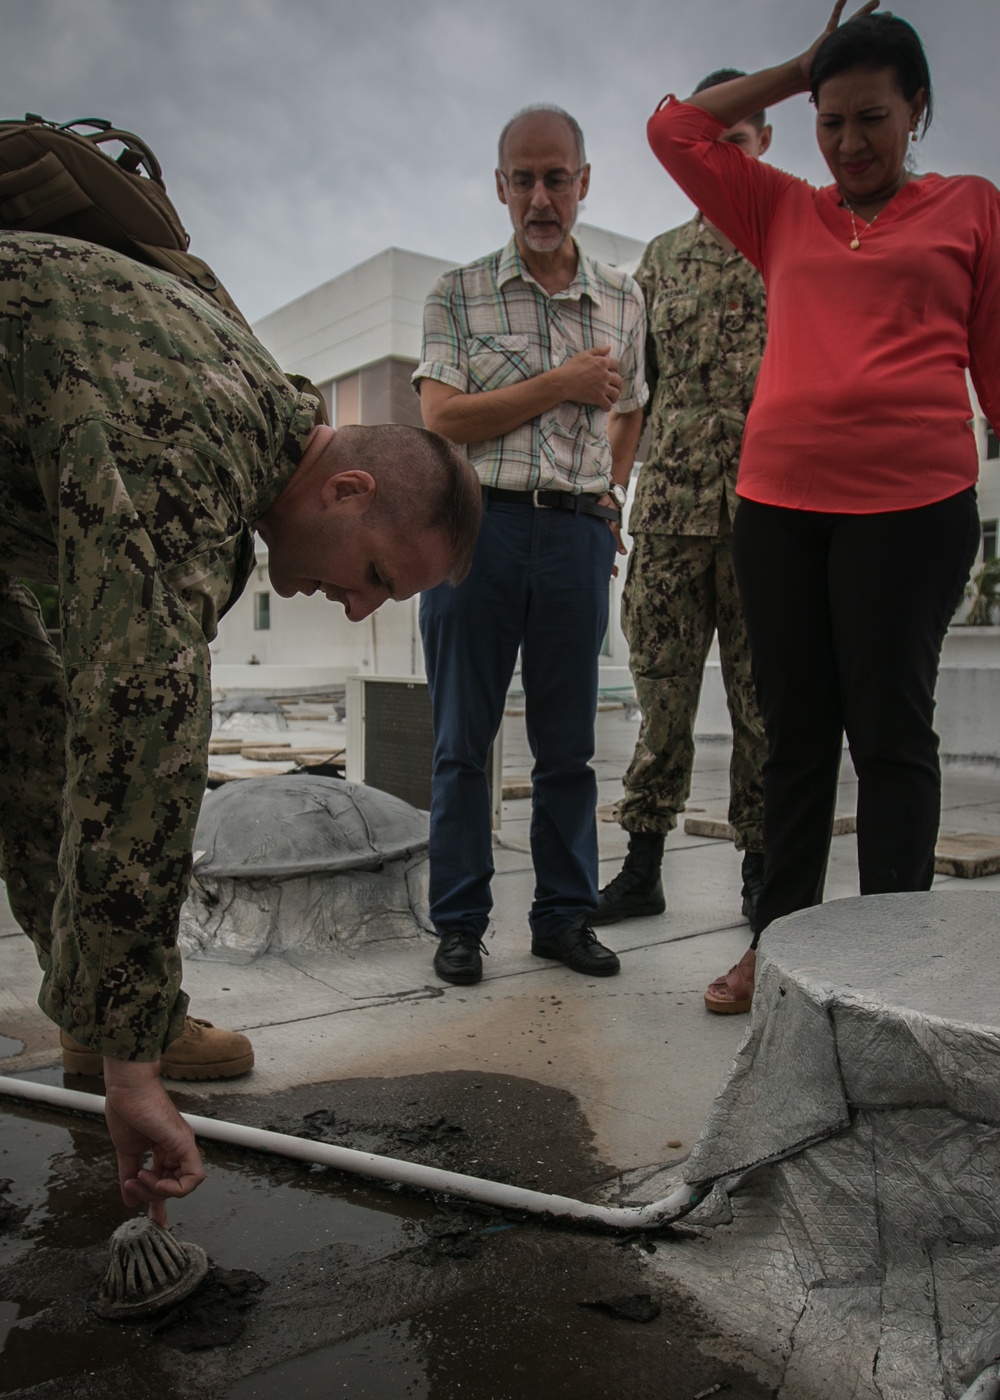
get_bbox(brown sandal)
[704,947,756,1015]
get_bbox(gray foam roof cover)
[191,777,429,879]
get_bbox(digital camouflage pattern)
[0,232,316,1060]
[614,530,764,848]
[616,218,766,846]
[630,216,765,537]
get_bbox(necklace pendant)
[850,237,861,250]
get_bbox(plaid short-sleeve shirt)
[413,236,647,493]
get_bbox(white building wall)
[209,551,424,689]
[251,225,646,387]
[252,247,456,386]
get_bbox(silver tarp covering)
[179,777,431,960]
[649,892,1000,1399]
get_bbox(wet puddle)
[0,1094,428,1397]
[224,1321,429,1398]
[0,1077,772,1400]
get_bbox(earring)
[910,129,918,142]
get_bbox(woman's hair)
[809,13,933,135]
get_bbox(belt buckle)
[532,489,548,509]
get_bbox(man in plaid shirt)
[414,104,647,986]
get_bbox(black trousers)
[732,489,980,939]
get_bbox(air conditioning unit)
[346,675,503,827]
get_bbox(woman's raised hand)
[797,0,881,84]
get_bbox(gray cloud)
[2,0,996,319]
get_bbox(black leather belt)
[482,485,618,521]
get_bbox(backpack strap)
[58,120,165,184]
[0,114,330,427]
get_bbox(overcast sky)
[3,0,997,322]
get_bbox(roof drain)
[0,1074,703,1230]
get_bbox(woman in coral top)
[647,2,998,1012]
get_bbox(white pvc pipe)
[0,1075,704,1230]
[958,1365,1000,1400]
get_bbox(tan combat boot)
[60,1017,254,1081]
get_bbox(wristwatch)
[608,483,627,513]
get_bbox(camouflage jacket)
[0,232,316,1059]
[630,216,765,536]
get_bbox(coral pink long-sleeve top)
[647,97,1000,513]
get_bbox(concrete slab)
[168,920,755,1171]
[501,774,532,800]
[684,817,1000,880]
[208,763,297,784]
[207,738,246,754]
[685,812,859,840]
[240,745,344,762]
[934,832,1000,877]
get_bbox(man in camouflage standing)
[0,231,480,1213]
[593,72,771,1014]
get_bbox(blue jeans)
[419,498,615,941]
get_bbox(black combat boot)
[591,831,666,925]
[740,851,765,927]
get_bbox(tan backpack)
[0,114,327,422]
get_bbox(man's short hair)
[332,424,482,585]
[497,104,587,168]
[694,69,767,131]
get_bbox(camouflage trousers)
[614,531,766,850]
[0,576,193,1059]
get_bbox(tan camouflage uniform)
[615,216,767,849]
[0,232,316,1061]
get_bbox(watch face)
[610,485,627,508]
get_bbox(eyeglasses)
[499,167,585,196]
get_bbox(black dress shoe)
[530,920,620,976]
[433,930,486,985]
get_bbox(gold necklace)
[841,172,910,250]
[842,197,880,250]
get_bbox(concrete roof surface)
[3,706,998,1177]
